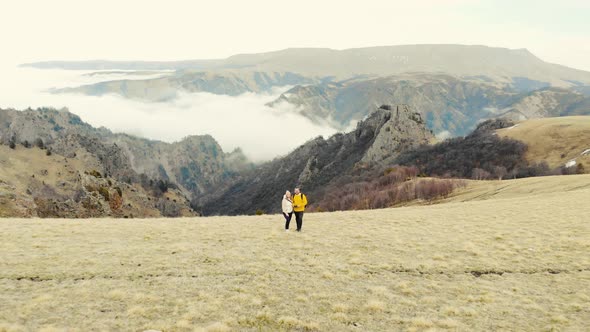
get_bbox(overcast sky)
[1,0,589,70]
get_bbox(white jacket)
[282,195,293,213]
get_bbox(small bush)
[22,140,31,148]
[255,209,265,215]
[46,149,52,156]
[88,170,102,178]
[576,163,586,174]
[98,187,110,201]
[34,138,45,149]
[8,135,16,149]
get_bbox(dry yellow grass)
[445,173,590,203]
[497,116,590,169]
[1,175,590,331]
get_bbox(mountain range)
[0,104,435,216]
[5,44,590,217]
[22,45,590,86]
[25,44,590,136]
[2,106,588,217]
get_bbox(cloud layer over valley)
[0,65,337,162]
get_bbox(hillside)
[0,145,193,218]
[203,105,434,215]
[268,74,590,136]
[446,173,590,203]
[0,108,251,195]
[0,107,254,217]
[1,175,589,331]
[497,116,590,171]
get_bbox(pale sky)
[1,0,589,70]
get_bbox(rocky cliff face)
[202,105,433,215]
[0,107,252,217]
[0,141,194,218]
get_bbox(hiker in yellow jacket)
[292,187,307,232]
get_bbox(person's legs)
[299,212,304,231]
[295,212,303,231]
[284,212,292,230]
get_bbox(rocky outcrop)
[0,144,195,218]
[0,107,252,217]
[0,107,250,193]
[360,105,431,164]
[203,105,433,215]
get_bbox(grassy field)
[497,116,590,169]
[1,175,590,331]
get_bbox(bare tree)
[472,168,491,180]
[494,166,507,180]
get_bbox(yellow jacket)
[292,193,307,212]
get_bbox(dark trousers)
[294,211,304,231]
[283,212,293,229]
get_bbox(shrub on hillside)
[8,135,16,149]
[138,173,177,197]
[472,118,515,133]
[109,190,123,210]
[98,187,110,201]
[34,138,45,149]
[315,166,466,212]
[515,161,551,178]
[87,170,103,178]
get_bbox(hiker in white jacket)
[282,191,294,231]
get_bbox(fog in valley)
[0,64,337,161]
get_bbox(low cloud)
[0,65,337,162]
[435,130,452,141]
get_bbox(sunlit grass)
[1,176,589,331]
